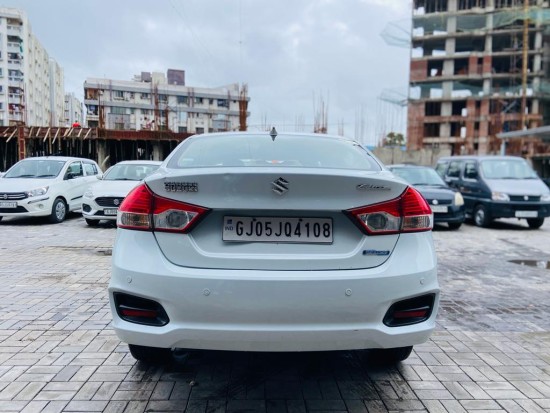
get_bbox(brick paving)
[0,214,548,412]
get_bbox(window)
[114,90,124,100]
[83,163,98,176]
[140,93,150,99]
[67,162,83,178]
[111,107,126,115]
[464,161,478,180]
[447,161,462,178]
[195,97,203,104]
[217,99,228,108]
[159,94,168,103]
[115,122,125,130]
[177,95,188,104]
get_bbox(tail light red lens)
[117,183,209,233]
[346,186,432,235]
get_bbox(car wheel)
[85,218,100,227]
[473,205,491,227]
[448,222,462,230]
[365,346,413,365]
[128,344,172,363]
[527,218,544,229]
[49,198,67,223]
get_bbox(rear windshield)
[480,159,538,179]
[167,134,382,171]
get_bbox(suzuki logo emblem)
[271,177,289,195]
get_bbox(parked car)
[82,160,162,226]
[109,131,439,364]
[387,164,465,230]
[435,155,550,228]
[0,156,102,223]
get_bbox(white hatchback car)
[109,131,439,364]
[82,160,162,226]
[0,156,102,223]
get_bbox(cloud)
[6,0,411,143]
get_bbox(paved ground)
[0,214,549,413]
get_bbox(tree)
[384,132,405,147]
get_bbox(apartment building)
[84,70,249,134]
[64,92,83,126]
[0,8,65,127]
[407,0,549,156]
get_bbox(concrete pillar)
[97,140,108,170]
[152,142,162,161]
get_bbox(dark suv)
[435,156,550,228]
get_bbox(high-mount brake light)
[346,186,432,235]
[117,183,209,233]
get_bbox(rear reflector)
[383,294,435,327]
[113,293,169,327]
[346,186,433,235]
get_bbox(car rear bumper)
[109,230,439,352]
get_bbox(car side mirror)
[96,174,103,180]
[65,172,74,180]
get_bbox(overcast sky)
[5,0,412,146]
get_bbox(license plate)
[515,210,538,218]
[223,216,333,243]
[431,205,448,213]
[104,208,118,216]
[0,201,17,208]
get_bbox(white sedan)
[0,156,102,223]
[82,160,161,226]
[109,131,439,364]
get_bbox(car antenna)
[270,127,277,141]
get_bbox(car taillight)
[346,186,432,235]
[117,183,209,233]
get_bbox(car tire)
[473,205,491,227]
[128,344,172,363]
[448,222,462,230]
[364,346,413,365]
[85,218,100,227]
[527,218,544,229]
[49,198,67,223]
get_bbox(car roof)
[21,156,97,163]
[387,164,432,169]
[185,131,360,144]
[437,155,525,161]
[114,160,162,165]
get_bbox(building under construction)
[408,0,550,157]
[0,126,190,172]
